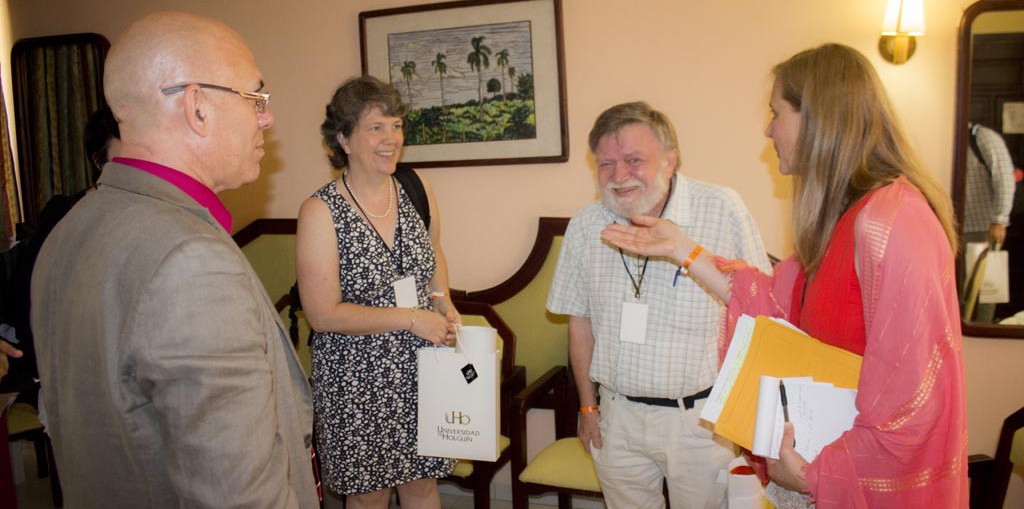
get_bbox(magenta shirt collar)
[112,157,233,232]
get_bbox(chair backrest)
[986,405,1024,509]
[459,217,570,384]
[278,300,312,378]
[234,217,569,385]
[237,230,297,306]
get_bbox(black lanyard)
[619,250,649,299]
[342,171,405,275]
[616,174,676,299]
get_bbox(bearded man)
[546,101,770,509]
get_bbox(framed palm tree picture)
[359,0,568,168]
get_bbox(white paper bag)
[980,249,1010,304]
[417,346,500,461]
[726,456,768,509]
[965,241,988,276]
[455,325,498,357]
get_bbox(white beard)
[600,174,671,219]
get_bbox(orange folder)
[713,316,863,451]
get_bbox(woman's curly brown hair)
[321,75,407,169]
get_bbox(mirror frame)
[953,0,1024,339]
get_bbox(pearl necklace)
[343,170,394,219]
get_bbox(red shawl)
[722,179,968,508]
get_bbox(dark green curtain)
[0,67,16,245]
[12,33,108,226]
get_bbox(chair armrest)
[501,365,527,397]
[968,453,995,473]
[510,366,570,481]
[513,366,568,416]
[968,454,995,509]
[499,366,527,436]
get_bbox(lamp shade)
[881,0,925,36]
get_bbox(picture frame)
[359,0,568,168]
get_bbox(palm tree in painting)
[466,36,491,117]
[400,60,417,108]
[508,66,516,98]
[431,52,448,142]
[495,49,510,102]
[432,53,448,108]
[487,78,501,100]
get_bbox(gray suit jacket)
[31,163,318,508]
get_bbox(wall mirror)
[954,0,1024,338]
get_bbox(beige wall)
[6,0,972,290]
[7,0,1024,501]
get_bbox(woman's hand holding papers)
[766,423,809,493]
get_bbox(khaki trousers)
[591,387,737,509]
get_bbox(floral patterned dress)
[310,179,455,495]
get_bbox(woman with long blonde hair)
[602,44,967,508]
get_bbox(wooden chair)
[248,218,563,507]
[971,405,1024,509]
[6,401,62,507]
[451,218,601,508]
[280,289,526,509]
[510,365,602,509]
[454,218,572,387]
[440,299,526,509]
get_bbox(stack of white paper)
[751,375,858,461]
[701,314,804,425]
[701,315,757,425]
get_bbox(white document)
[751,376,858,461]
[701,314,800,424]
[701,314,757,424]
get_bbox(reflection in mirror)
[954,1,1024,338]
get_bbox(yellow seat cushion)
[1011,427,1024,466]
[518,437,601,493]
[450,435,511,478]
[6,402,42,435]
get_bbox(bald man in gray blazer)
[31,12,317,508]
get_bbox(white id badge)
[619,301,648,344]
[393,276,418,308]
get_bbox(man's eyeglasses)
[161,83,271,113]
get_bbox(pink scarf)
[722,179,968,508]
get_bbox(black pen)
[779,379,794,443]
[779,379,790,422]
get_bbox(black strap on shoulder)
[970,123,993,176]
[288,282,301,347]
[393,166,431,230]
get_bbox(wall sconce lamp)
[879,0,925,64]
